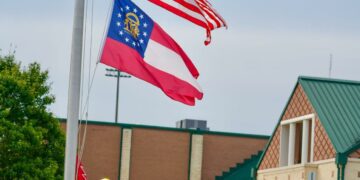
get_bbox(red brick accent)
[129,128,190,180]
[259,85,336,170]
[281,85,313,121]
[62,123,122,180]
[313,119,336,161]
[60,122,268,179]
[258,127,280,170]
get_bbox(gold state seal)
[124,12,140,39]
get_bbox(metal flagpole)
[64,0,85,179]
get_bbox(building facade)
[60,121,268,180]
[256,77,360,180]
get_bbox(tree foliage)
[0,54,65,179]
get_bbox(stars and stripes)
[148,0,227,45]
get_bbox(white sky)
[1,0,360,135]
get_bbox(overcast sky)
[1,0,360,135]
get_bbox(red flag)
[101,0,203,105]
[149,0,227,45]
[76,156,87,180]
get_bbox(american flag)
[149,0,227,45]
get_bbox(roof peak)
[299,75,360,153]
[299,76,360,85]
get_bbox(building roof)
[299,76,360,154]
[257,76,360,169]
[58,118,269,139]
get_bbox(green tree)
[0,54,65,179]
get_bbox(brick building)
[256,76,360,180]
[60,76,360,180]
[60,121,268,179]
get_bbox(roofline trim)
[256,82,300,169]
[299,78,341,153]
[344,140,360,155]
[300,76,360,154]
[299,76,360,85]
[58,118,270,139]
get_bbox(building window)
[279,114,314,167]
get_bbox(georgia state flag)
[101,0,203,105]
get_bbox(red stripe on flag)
[101,38,158,86]
[199,0,227,27]
[144,62,203,105]
[149,0,207,28]
[196,0,220,29]
[174,0,202,14]
[150,23,200,78]
[200,0,227,27]
[101,38,203,105]
[149,0,227,45]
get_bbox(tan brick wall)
[201,134,268,180]
[129,128,190,180]
[258,160,337,180]
[345,159,360,179]
[61,123,121,180]
[259,84,336,170]
[257,164,318,180]
[120,129,132,180]
[317,160,337,180]
[189,134,204,180]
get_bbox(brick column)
[301,119,310,164]
[120,129,132,180]
[189,134,204,180]
[288,123,296,165]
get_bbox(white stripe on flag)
[144,40,203,92]
[184,0,198,7]
[159,0,206,23]
[200,1,226,27]
[195,1,219,27]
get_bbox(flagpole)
[65,0,85,179]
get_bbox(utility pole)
[64,0,85,179]
[105,68,131,123]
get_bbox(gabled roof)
[299,76,360,154]
[257,76,360,169]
